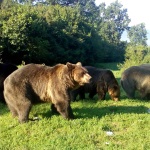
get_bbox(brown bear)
[3,62,91,123]
[0,63,18,103]
[71,66,120,101]
[121,65,150,99]
[139,64,150,69]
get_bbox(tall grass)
[0,63,150,150]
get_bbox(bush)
[118,45,150,72]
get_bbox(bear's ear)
[66,62,75,70]
[76,62,82,66]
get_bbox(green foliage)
[0,4,104,64]
[44,5,96,64]
[0,0,17,9]
[2,7,30,46]
[127,23,147,46]
[118,45,150,72]
[0,5,51,64]
[0,1,134,64]
[95,62,119,70]
[118,22,148,72]
[98,1,130,45]
[96,1,130,62]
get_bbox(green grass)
[0,63,150,150]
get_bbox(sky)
[95,0,150,45]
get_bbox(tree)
[45,5,101,64]
[1,5,51,64]
[96,1,130,62]
[0,0,129,64]
[127,23,147,46]
[118,24,148,71]
[0,4,103,65]
[0,0,16,9]
[98,1,130,44]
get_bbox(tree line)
[0,0,148,66]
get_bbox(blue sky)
[95,0,150,45]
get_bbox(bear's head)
[108,84,120,101]
[66,62,91,86]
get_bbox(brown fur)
[72,66,120,101]
[4,62,91,123]
[121,65,150,99]
[140,64,150,70]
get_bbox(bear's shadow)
[41,105,149,119]
[0,102,8,115]
[73,105,149,119]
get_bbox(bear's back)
[4,64,51,87]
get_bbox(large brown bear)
[139,64,150,69]
[3,62,91,123]
[72,66,120,101]
[121,65,150,99]
[0,63,18,103]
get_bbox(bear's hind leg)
[126,89,135,98]
[139,87,148,99]
[18,101,32,123]
[121,80,135,98]
[7,104,18,118]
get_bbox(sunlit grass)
[0,97,150,150]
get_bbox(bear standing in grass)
[121,65,150,99]
[72,66,120,101]
[4,62,91,123]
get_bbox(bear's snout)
[83,73,91,84]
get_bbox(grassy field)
[0,63,150,150]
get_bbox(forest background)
[0,0,150,69]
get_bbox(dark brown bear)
[0,63,18,103]
[72,66,120,101]
[3,62,91,123]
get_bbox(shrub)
[118,45,150,72]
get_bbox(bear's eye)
[77,72,84,78]
[81,72,85,76]
[81,71,86,77]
